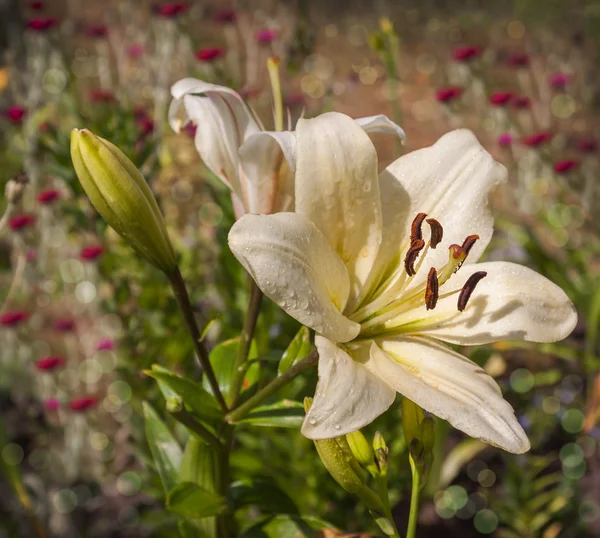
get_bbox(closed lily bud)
[346,430,375,469]
[402,397,424,445]
[70,129,177,273]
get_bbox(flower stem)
[168,405,223,453]
[227,350,318,423]
[407,461,422,538]
[229,279,263,407]
[167,266,228,412]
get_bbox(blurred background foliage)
[0,0,599,537]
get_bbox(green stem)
[168,406,222,453]
[229,279,263,407]
[227,350,318,423]
[407,461,422,538]
[167,266,228,412]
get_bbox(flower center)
[350,212,487,337]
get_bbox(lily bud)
[373,431,389,476]
[70,129,177,273]
[402,396,424,445]
[166,395,184,414]
[346,430,375,470]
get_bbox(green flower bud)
[402,396,424,445]
[373,432,389,476]
[346,430,375,469]
[420,416,435,454]
[166,395,184,414]
[70,129,177,273]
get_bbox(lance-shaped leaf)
[233,400,305,428]
[167,482,227,519]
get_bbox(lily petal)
[169,78,261,202]
[239,131,297,214]
[295,112,383,307]
[385,261,578,345]
[302,336,396,439]
[355,115,407,145]
[365,130,506,300]
[229,213,360,343]
[368,337,530,454]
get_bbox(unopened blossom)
[256,29,277,44]
[169,78,405,217]
[549,73,569,89]
[453,45,480,62]
[195,47,225,62]
[9,214,36,231]
[436,87,463,103]
[44,399,60,411]
[4,106,26,125]
[80,245,104,261]
[512,96,531,109]
[507,52,530,68]
[26,17,57,31]
[37,189,61,204]
[229,112,577,454]
[35,356,65,371]
[69,397,98,412]
[522,131,552,148]
[489,91,513,106]
[554,159,579,173]
[0,310,29,327]
[497,133,513,147]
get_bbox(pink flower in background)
[554,159,579,173]
[126,44,145,58]
[156,2,188,17]
[507,52,530,68]
[26,17,57,31]
[9,214,36,231]
[4,106,27,125]
[86,25,107,38]
[55,318,76,332]
[489,91,513,106]
[238,87,261,100]
[213,9,236,23]
[284,93,306,107]
[453,45,480,62]
[29,1,44,10]
[498,133,513,147]
[90,89,115,103]
[512,96,531,109]
[96,338,115,351]
[44,399,60,411]
[137,116,154,136]
[577,138,598,153]
[195,47,225,62]
[256,29,277,44]
[436,86,463,103]
[35,356,65,371]
[184,122,197,137]
[37,189,61,204]
[549,73,569,89]
[26,250,37,262]
[68,397,98,412]
[80,245,104,261]
[522,131,552,148]
[0,311,29,327]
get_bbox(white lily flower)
[228,112,577,454]
[169,78,406,217]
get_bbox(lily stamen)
[425,267,439,310]
[458,271,488,311]
[410,213,427,243]
[404,239,425,277]
[426,218,443,248]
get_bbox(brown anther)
[410,213,427,243]
[449,244,465,260]
[457,271,487,312]
[426,218,444,248]
[425,267,439,310]
[404,239,425,277]
[461,235,480,257]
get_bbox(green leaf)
[204,337,259,396]
[278,327,311,374]
[241,515,336,538]
[147,365,222,423]
[234,400,304,428]
[143,402,183,493]
[167,482,227,519]
[229,478,298,514]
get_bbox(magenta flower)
[213,9,236,23]
[577,138,598,153]
[86,25,107,38]
[126,43,145,58]
[26,17,57,31]
[554,159,579,173]
[184,122,197,137]
[96,338,115,351]
[90,89,115,103]
[155,2,188,17]
[453,46,481,62]
[44,399,60,411]
[549,73,569,89]
[80,245,104,261]
[512,96,531,109]
[497,133,513,147]
[26,250,37,262]
[256,29,277,44]
[37,189,61,204]
[0,310,29,327]
[29,1,44,10]
[9,214,36,231]
[489,91,514,106]
[55,318,76,332]
[522,132,552,148]
[68,397,98,412]
[436,86,464,103]
[4,105,27,125]
[507,52,530,68]
[35,356,65,371]
[195,47,225,62]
